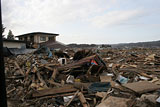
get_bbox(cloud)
[2,0,115,35]
[90,10,144,28]
[3,0,156,44]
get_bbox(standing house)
[16,32,58,44]
[16,32,67,49]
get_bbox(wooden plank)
[44,66,54,71]
[36,91,87,100]
[51,68,58,80]
[123,81,160,94]
[25,67,31,76]
[139,72,153,79]
[78,92,90,107]
[38,92,76,100]
[48,80,62,87]
[73,82,91,90]
[33,86,77,97]
[39,63,59,67]
[65,90,79,107]
[58,55,97,71]
[6,76,24,79]
[101,88,112,102]
[97,96,132,107]
[14,61,24,76]
[100,76,112,82]
[7,87,16,94]
[95,66,103,76]
[36,71,48,88]
[87,65,93,75]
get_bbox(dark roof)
[3,47,13,57]
[40,40,68,50]
[3,39,26,43]
[16,32,59,37]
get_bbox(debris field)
[5,47,160,107]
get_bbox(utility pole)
[0,0,8,106]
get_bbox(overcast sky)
[2,0,160,44]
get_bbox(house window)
[40,37,46,41]
[49,37,55,41]
[19,37,22,40]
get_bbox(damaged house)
[16,32,67,50]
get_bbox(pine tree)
[7,30,14,40]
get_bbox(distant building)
[98,44,112,49]
[3,39,26,48]
[16,32,67,49]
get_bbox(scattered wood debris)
[4,48,160,106]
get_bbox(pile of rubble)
[5,47,160,107]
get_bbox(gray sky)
[2,0,160,44]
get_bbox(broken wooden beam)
[36,71,48,88]
[78,92,90,107]
[65,90,80,107]
[33,85,77,97]
[51,68,58,80]
[14,61,25,76]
